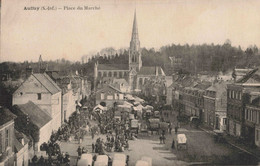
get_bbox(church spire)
[130,9,140,51]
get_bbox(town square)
[1,0,260,165]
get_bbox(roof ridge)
[236,68,258,83]
[43,73,61,91]
[32,74,52,94]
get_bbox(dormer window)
[37,93,41,100]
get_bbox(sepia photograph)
[1,0,260,165]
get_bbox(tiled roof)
[98,64,129,70]
[0,107,16,126]
[33,73,61,94]
[14,137,23,153]
[206,82,227,98]
[138,66,165,76]
[194,82,212,90]
[112,78,129,86]
[16,101,52,128]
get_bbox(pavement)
[59,131,188,166]
[199,125,260,161]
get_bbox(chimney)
[26,65,33,78]
[156,66,158,76]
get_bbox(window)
[114,94,118,100]
[5,129,9,148]
[139,78,143,85]
[0,133,2,152]
[108,72,112,77]
[119,72,122,78]
[258,112,260,124]
[239,92,242,100]
[229,90,232,99]
[245,109,248,120]
[101,93,105,100]
[37,93,41,100]
[98,72,102,77]
[223,118,227,125]
[114,72,117,77]
[257,129,259,141]
[103,72,107,77]
[235,92,238,99]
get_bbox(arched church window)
[103,72,107,77]
[98,72,102,77]
[108,72,112,77]
[119,72,122,78]
[139,78,143,85]
[114,72,117,77]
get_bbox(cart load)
[96,155,108,166]
[81,154,92,166]
[112,153,126,166]
[176,134,187,150]
[77,159,89,166]
[159,122,169,132]
[135,160,149,166]
[148,119,160,128]
[129,114,135,120]
[141,156,152,166]
[112,160,125,166]
[131,119,139,128]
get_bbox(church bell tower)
[129,10,142,72]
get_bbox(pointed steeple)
[130,9,140,51]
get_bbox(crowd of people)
[90,109,133,155]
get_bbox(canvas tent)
[93,104,107,113]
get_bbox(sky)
[1,0,260,62]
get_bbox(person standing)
[77,146,82,158]
[169,123,172,134]
[92,143,95,153]
[171,139,175,149]
[162,134,166,144]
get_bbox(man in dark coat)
[77,146,82,158]
[171,139,175,149]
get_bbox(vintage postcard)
[0,0,260,166]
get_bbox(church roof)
[138,66,165,76]
[97,64,129,70]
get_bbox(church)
[94,10,166,93]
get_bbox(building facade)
[14,101,52,151]
[0,108,16,166]
[95,85,124,108]
[244,92,260,147]
[227,68,260,139]
[203,82,227,131]
[12,73,62,131]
